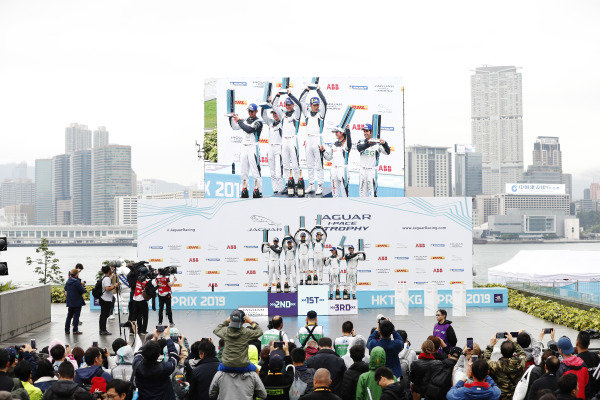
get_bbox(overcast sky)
[1,0,599,196]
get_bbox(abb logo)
[415,244,425,248]
[352,124,365,131]
[260,157,269,163]
[378,256,388,261]
[327,84,339,90]
[378,165,392,172]
[350,105,368,110]
[235,100,247,105]
[189,258,199,262]
[397,280,407,284]
[246,270,256,274]
[227,245,236,250]
[340,269,347,273]
[433,268,443,273]
[208,283,218,288]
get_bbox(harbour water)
[1,242,599,286]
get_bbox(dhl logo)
[300,122,306,126]
[450,281,464,284]
[390,146,395,151]
[375,244,390,248]
[395,269,409,273]
[276,83,294,88]
[235,100,247,105]
[350,105,368,110]
[431,256,445,260]
[186,246,201,249]
[259,139,269,144]
[206,271,220,275]
[325,161,332,167]
[149,259,163,262]
[244,258,258,262]
[358,282,371,286]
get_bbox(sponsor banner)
[329,299,359,315]
[359,288,508,309]
[215,77,404,181]
[298,285,329,316]
[268,292,298,316]
[204,171,404,198]
[91,288,506,311]
[137,198,472,292]
[239,306,269,317]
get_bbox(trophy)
[297,171,306,197]
[279,77,290,95]
[358,239,364,252]
[307,77,319,90]
[339,106,356,130]
[240,180,249,198]
[283,227,291,293]
[225,89,235,117]
[260,82,273,109]
[287,171,296,197]
[338,235,347,248]
[263,229,269,243]
[370,114,382,143]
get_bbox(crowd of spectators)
[0,309,598,400]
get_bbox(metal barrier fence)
[507,281,600,308]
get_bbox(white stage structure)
[488,250,600,285]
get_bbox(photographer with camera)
[131,266,154,335]
[154,267,177,327]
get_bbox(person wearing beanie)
[89,376,106,396]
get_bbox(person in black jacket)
[42,361,92,400]
[299,369,342,400]
[64,268,87,335]
[556,374,579,400]
[261,354,293,399]
[409,340,442,398]
[375,367,408,400]
[0,349,13,392]
[306,338,347,396]
[187,340,220,400]
[528,356,560,400]
[575,330,599,399]
[133,326,180,400]
[425,346,461,400]
[340,344,369,400]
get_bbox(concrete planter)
[0,285,51,341]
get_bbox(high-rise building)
[52,154,71,224]
[70,150,92,225]
[0,178,35,209]
[591,183,600,200]
[92,145,133,225]
[65,123,92,155]
[114,196,137,225]
[533,136,561,168]
[584,188,591,200]
[471,66,523,195]
[93,126,109,148]
[520,136,571,198]
[137,179,158,196]
[454,145,483,197]
[406,145,452,197]
[35,159,53,225]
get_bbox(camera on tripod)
[158,266,178,276]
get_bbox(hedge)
[51,285,93,303]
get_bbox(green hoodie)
[356,346,395,400]
[214,320,263,368]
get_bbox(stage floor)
[2,304,595,350]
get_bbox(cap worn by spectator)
[269,354,284,372]
[557,336,574,355]
[90,377,107,394]
[449,346,463,358]
[376,314,385,322]
[230,310,245,328]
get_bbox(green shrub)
[0,281,17,292]
[51,285,93,303]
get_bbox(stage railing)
[507,281,600,308]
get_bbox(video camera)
[127,261,158,282]
[158,265,179,276]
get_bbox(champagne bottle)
[252,180,261,198]
[287,171,296,197]
[240,180,249,198]
[297,170,305,197]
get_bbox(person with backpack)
[297,311,324,348]
[42,361,93,400]
[287,348,314,399]
[65,268,86,335]
[410,340,442,399]
[94,265,119,336]
[425,346,461,400]
[73,348,112,387]
[340,344,369,400]
[483,333,527,400]
[556,337,588,400]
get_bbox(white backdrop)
[215,77,404,177]
[138,198,473,292]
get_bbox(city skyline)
[1,0,598,196]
